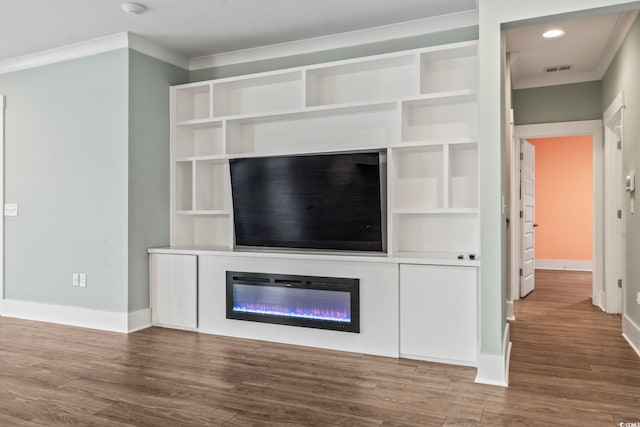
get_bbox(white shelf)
[174,120,224,158]
[213,71,303,117]
[175,84,211,122]
[420,44,478,94]
[226,102,398,156]
[170,40,479,252]
[306,54,417,107]
[392,208,479,215]
[402,93,477,142]
[176,210,231,216]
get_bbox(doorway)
[511,121,609,310]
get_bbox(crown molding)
[0,32,189,75]
[0,32,128,74]
[127,33,189,70]
[190,9,478,70]
[513,70,600,90]
[595,10,639,79]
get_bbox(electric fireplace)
[226,271,360,333]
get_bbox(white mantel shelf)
[148,246,480,267]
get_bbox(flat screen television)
[229,151,385,252]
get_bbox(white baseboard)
[622,314,640,358]
[475,323,511,387]
[128,308,152,333]
[534,259,592,271]
[506,300,515,321]
[400,353,477,367]
[0,299,151,334]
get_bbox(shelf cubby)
[306,54,417,107]
[392,213,480,255]
[226,103,398,156]
[449,143,478,209]
[175,84,211,122]
[401,93,477,142]
[173,214,232,248]
[194,160,230,211]
[391,145,444,210]
[212,71,303,117]
[175,121,224,158]
[175,161,193,211]
[420,43,478,94]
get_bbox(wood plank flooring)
[1,269,639,425]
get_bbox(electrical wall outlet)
[73,273,79,287]
[637,292,640,305]
[79,273,87,288]
[4,203,18,217]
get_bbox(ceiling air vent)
[544,65,573,73]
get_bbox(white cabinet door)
[400,264,477,365]
[150,254,198,329]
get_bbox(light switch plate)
[4,203,18,217]
[73,273,79,287]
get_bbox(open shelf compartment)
[401,93,477,142]
[226,103,398,156]
[306,54,417,107]
[391,145,444,210]
[175,121,224,158]
[420,43,478,94]
[194,159,231,211]
[213,71,303,117]
[175,84,211,122]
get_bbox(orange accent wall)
[528,135,592,261]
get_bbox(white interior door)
[521,140,535,297]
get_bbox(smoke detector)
[122,2,147,15]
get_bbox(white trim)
[604,91,625,124]
[514,120,603,309]
[506,300,515,321]
[0,96,4,302]
[622,314,640,358]
[534,260,593,271]
[0,299,128,333]
[127,33,190,70]
[128,308,152,333]
[0,32,189,75]
[0,33,128,75]
[400,353,476,367]
[189,10,479,70]
[475,323,511,387]
[595,11,639,79]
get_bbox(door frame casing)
[0,95,4,305]
[603,91,625,314]
[511,120,603,307]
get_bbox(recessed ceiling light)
[543,29,565,39]
[122,2,147,15]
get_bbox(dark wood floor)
[1,270,639,426]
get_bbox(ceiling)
[0,0,477,62]
[506,10,639,89]
[2,0,636,89]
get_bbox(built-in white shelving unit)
[169,40,479,256]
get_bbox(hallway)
[508,269,640,425]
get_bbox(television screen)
[229,152,384,252]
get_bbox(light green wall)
[128,51,188,312]
[512,81,602,125]
[602,13,640,324]
[478,0,640,361]
[190,27,478,81]
[0,50,130,312]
